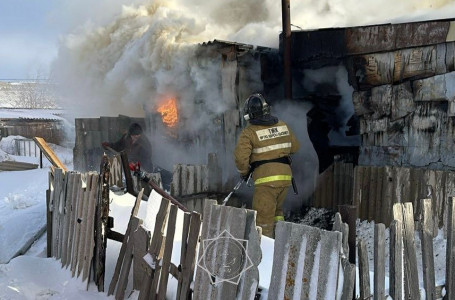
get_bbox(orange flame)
[157,97,178,128]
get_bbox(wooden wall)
[313,163,455,227]
[0,119,64,144]
[345,20,455,169]
[73,115,144,171]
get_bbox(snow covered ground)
[0,135,448,299]
[0,136,276,299]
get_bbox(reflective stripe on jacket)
[234,120,300,187]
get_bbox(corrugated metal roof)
[199,39,276,53]
[0,108,65,121]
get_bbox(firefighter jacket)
[234,120,300,187]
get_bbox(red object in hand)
[129,161,141,171]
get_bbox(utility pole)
[282,0,292,100]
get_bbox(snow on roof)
[0,108,65,121]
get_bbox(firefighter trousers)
[252,184,290,238]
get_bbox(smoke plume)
[49,0,455,202]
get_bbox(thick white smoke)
[51,0,455,118]
[49,0,455,201]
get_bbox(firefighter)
[234,93,300,238]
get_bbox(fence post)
[421,198,436,300]
[358,239,371,299]
[389,220,403,300]
[446,197,455,300]
[393,202,420,299]
[94,154,110,292]
[374,223,385,300]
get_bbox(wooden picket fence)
[47,168,100,286]
[355,199,455,299]
[313,162,455,227]
[48,166,357,299]
[45,141,455,299]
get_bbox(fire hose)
[222,172,252,206]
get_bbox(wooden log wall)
[313,162,455,227]
[344,21,455,170]
[352,75,455,168]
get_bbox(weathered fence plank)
[133,225,151,290]
[375,167,384,223]
[66,172,79,266]
[360,166,371,220]
[193,200,261,300]
[358,239,371,300]
[61,172,74,267]
[353,166,363,211]
[368,166,378,221]
[108,189,143,295]
[383,166,394,226]
[421,198,436,300]
[389,220,403,300]
[51,168,63,258]
[374,223,385,300]
[447,197,455,300]
[95,156,110,291]
[115,217,142,300]
[268,222,341,300]
[177,212,201,300]
[71,174,84,277]
[77,174,92,278]
[82,173,99,282]
[157,204,178,300]
[393,202,420,299]
[46,172,52,258]
[138,197,169,300]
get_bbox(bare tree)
[12,72,58,109]
[17,81,58,109]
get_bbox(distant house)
[0,108,66,145]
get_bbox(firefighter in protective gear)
[234,93,300,238]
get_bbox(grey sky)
[0,0,61,79]
[0,0,127,80]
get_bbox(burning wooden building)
[73,40,282,206]
[74,17,455,221]
[289,18,455,170]
[293,18,455,225]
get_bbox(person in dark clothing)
[102,123,153,172]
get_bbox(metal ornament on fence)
[197,229,254,285]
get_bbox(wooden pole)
[94,154,110,292]
[281,0,292,99]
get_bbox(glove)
[129,162,140,171]
[101,142,110,149]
